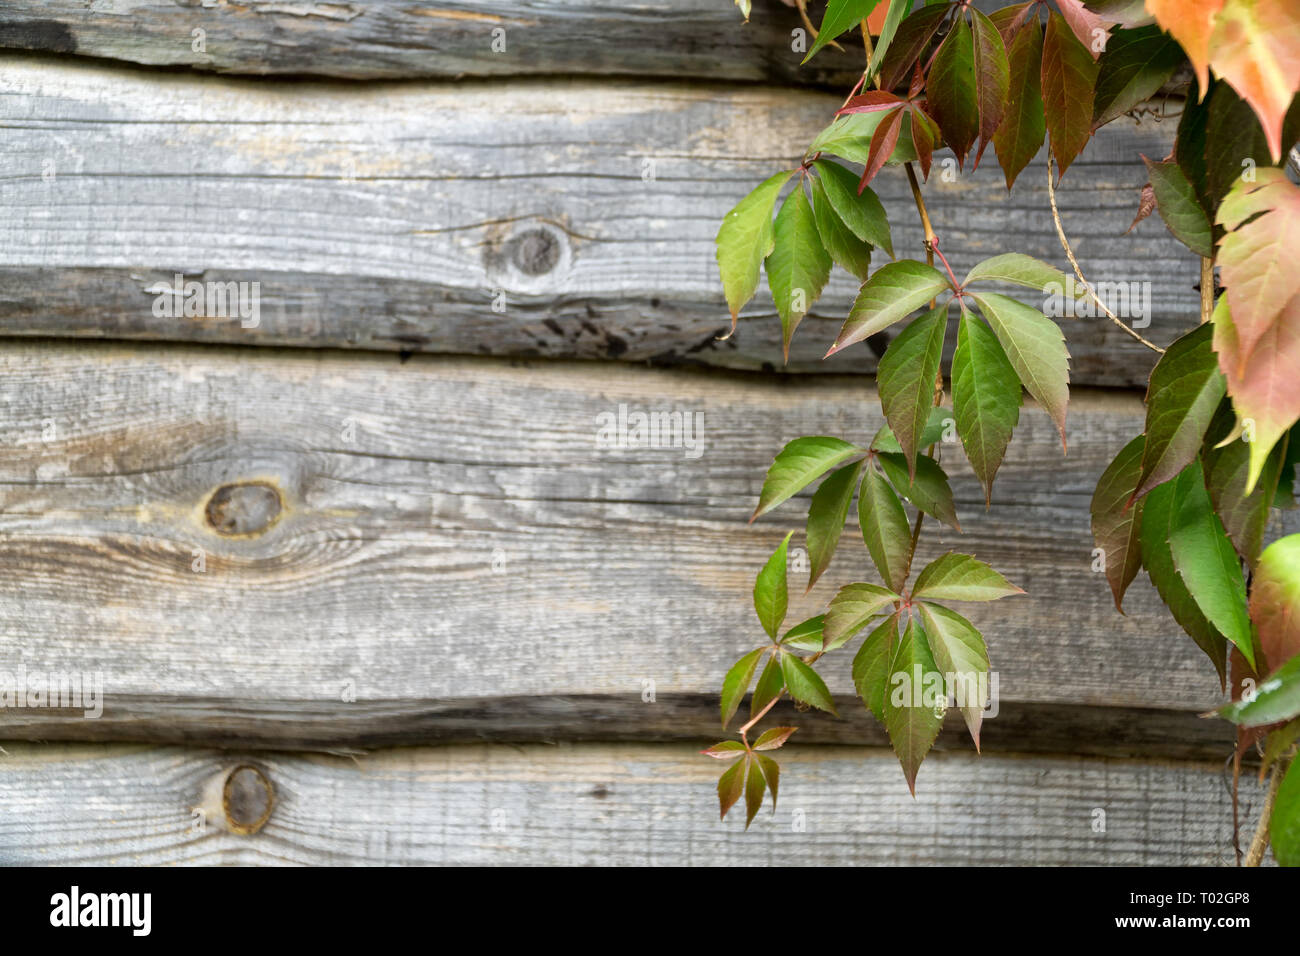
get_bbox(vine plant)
[705,0,1300,865]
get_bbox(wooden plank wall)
[0,2,1262,864]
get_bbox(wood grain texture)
[0,56,1195,385]
[0,741,1265,865]
[0,0,866,85]
[0,340,1289,747]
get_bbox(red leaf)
[927,13,979,167]
[1055,0,1113,59]
[993,18,1045,189]
[1041,11,1098,178]
[878,2,952,93]
[838,91,905,115]
[860,106,904,190]
[1205,0,1300,162]
[910,107,937,180]
[970,8,1011,168]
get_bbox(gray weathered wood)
[0,741,1266,865]
[0,1,865,85]
[0,57,1196,385]
[0,340,1286,747]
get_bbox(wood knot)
[507,227,562,275]
[205,482,282,536]
[222,764,274,835]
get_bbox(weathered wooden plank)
[0,57,1195,386]
[0,340,1286,748]
[0,741,1263,865]
[0,1,866,86]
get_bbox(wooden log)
[0,741,1262,865]
[0,56,1195,386]
[0,340,1285,747]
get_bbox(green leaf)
[810,176,873,281]
[750,652,785,718]
[1165,460,1255,670]
[1249,534,1300,677]
[1090,434,1145,613]
[970,8,1011,167]
[866,0,917,84]
[716,170,793,327]
[805,0,886,64]
[780,650,838,715]
[859,461,914,593]
[1040,11,1098,178]
[993,17,1045,189]
[952,310,1022,504]
[884,615,946,794]
[814,160,894,257]
[717,756,746,820]
[829,260,951,355]
[1262,718,1300,777]
[928,14,980,166]
[877,303,948,476]
[752,726,797,751]
[962,253,1074,295]
[721,646,766,729]
[806,459,865,591]
[702,740,746,759]
[877,452,961,531]
[754,752,781,813]
[1272,756,1300,866]
[911,551,1024,602]
[1142,156,1215,258]
[754,531,794,640]
[806,111,919,167]
[752,436,865,520]
[970,291,1070,449]
[766,184,833,361]
[781,615,827,652]
[824,582,902,649]
[1218,653,1300,728]
[1133,323,1225,499]
[853,612,900,721]
[917,601,990,749]
[1205,406,1284,568]
[880,3,951,92]
[1091,24,1184,130]
[743,756,766,828]
[1140,468,1229,686]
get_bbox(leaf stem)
[737,649,825,746]
[1200,257,1214,325]
[905,162,938,266]
[1046,158,1165,354]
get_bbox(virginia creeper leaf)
[1166,459,1255,669]
[754,753,781,813]
[861,106,906,188]
[877,303,948,477]
[753,726,798,751]
[859,461,914,593]
[866,0,918,85]
[752,436,865,520]
[1218,652,1300,727]
[1249,534,1300,677]
[1204,405,1284,567]
[927,14,980,166]
[754,531,794,641]
[1041,11,1098,178]
[1146,0,1223,96]
[853,612,900,721]
[1056,0,1112,56]
[806,459,865,591]
[1140,468,1229,685]
[911,551,1024,602]
[994,17,1046,189]
[1141,155,1215,257]
[877,452,961,531]
[810,176,873,281]
[780,649,838,715]
[716,170,792,329]
[806,0,887,64]
[702,740,746,758]
[781,615,827,652]
[970,291,1071,450]
[751,652,785,718]
[814,160,894,256]
[807,111,919,167]
[963,252,1074,294]
[952,310,1022,504]
[883,616,945,795]
[1133,323,1226,499]
[879,2,952,92]
[743,756,766,828]
[1204,0,1300,162]
[970,8,1011,167]
[829,260,951,355]
[1091,24,1184,129]
[917,601,990,750]
[824,582,903,649]
[721,646,766,729]
[766,184,833,361]
[717,756,746,819]
[1090,434,1146,613]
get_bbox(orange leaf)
[1206,0,1300,161]
[1146,0,1225,97]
